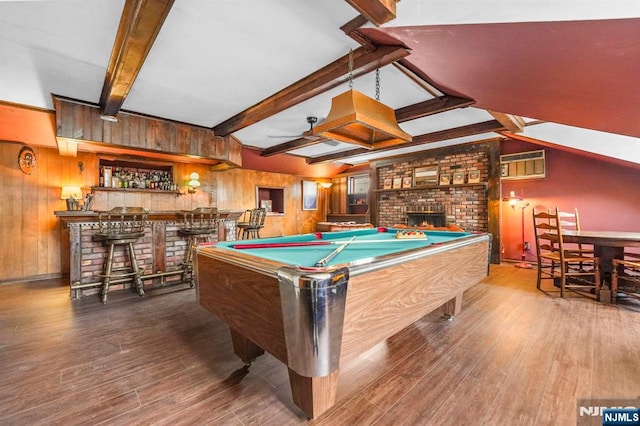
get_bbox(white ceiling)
[1,0,639,166]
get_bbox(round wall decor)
[18,145,37,174]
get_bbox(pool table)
[195,227,490,418]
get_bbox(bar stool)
[93,207,148,304]
[236,209,252,240]
[179,207,219,286]
[237,208,267,239]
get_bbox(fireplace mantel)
[374,182,487,193]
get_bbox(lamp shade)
[312,89,412,149]
[60,186,82,200]
[188,172,200,188]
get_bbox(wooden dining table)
[562,230,640,284]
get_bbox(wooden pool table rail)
[196,232,490,418]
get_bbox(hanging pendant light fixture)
[313,51,412,149]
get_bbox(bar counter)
[55,209,244,299]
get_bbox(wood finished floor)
[1,265,639,425]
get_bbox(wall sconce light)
[506,190,519,208]
[319,182,333,189]
[61,186,82,210]
[188,172,200,193]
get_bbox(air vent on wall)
[500,149,545,180]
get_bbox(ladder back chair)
[533,207,601,299]
[93,207,148,303]
[179,207,219,287]
[611,252,640,303]
[557,207,594,256]
[557,207,595,273]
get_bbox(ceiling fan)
[268,116,340,146]
[268,116,322,140]
[267,116,320,140]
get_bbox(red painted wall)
[242,147,349,177]
[501,139,640,262]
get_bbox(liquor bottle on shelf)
[96,162,176,191]
[103,167,112,188]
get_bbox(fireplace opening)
[406,205,446,227]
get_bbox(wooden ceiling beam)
[340,16,446,100]
[393,60,444,98]
[395,95,475,122]
[340,15,376,51]
[489,111,526,133]
[306,120,506,164]
[213,45,410,136]
[261,135,322,157]
[345,0,397,27]
[99,0,175,118]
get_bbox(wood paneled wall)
[0,143,96,282]
[330,176,348,214]
[215,168,326,237]
[0,142,325,283]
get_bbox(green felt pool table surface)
[216,227,471,267]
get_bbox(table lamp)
[61,186,82,210]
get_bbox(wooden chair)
[533,207,601,299]
[179,207,219,287]
[237,208,267,239]
[235,209,251,240]
[611,253,640,303]
[557,208,595,274]
[557,207,594,256]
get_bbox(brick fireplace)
[373,145,492,233]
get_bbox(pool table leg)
[443,291,463,320]
[288,367,339,419]
[229,327,264,365]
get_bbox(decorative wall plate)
[18,145,37,174]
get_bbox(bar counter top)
[54,209,245,224]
